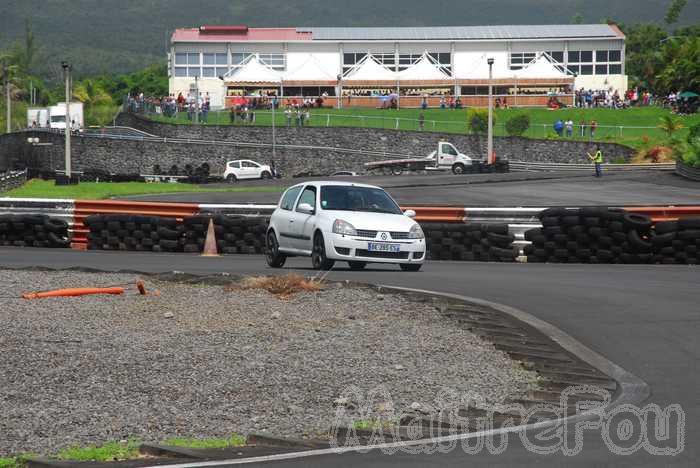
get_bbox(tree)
[467,108,491,134]
[505,114,530,136]
[665,0,687,25]
[658,115,684,141]
[570,13,584,25]
[655,37,700,94]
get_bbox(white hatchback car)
[266,181,426,271]
[224,160,274,182]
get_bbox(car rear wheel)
[226,174,237,184]
[266,231,286,268]
[348,261,367,270]
[311,233,335,270]
[261,171,272,179]
[400,264,422,272]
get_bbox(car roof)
[287,180,382,190]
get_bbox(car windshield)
[320,186,402,215]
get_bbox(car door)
[275,185,303,251]
[438,143,458,166]
[289,185,318,252]
[240,161,259,179]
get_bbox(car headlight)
[408,223,425,239]
[333,219,357,236]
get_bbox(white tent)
[397,54,451,80]
[459,54,515,80]
[284,55,336,81]
[514,55,570,79]
[343,55,398,81]
[225,56,281,83]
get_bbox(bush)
[505,114,530,136]
[467,108,493,134]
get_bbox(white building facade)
[169,24,627,109]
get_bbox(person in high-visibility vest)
[587,147,603,178]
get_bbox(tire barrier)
[423,223,518,262]
[523,207,700,265]
[85,214,269,254]
[0,214,70,248]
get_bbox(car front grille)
[354,230,410,240]
[355,229,378,239]
[355,249,410,260]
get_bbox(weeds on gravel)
[57,439,141,462]
[233,274,324,299]
[163,434,247,449]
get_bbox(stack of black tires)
[524,208,699,265]
[181,215,267,254]
[650,218,700,264]
[424,223,517,262]
[0,214,69,248]
[85,214,269,254]
[85,214,183,252]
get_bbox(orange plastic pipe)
[22,287,125,300]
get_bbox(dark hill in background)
[1,0,698,79]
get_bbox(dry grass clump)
[231,273,325,299]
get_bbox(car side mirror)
[298,203,315,214]
[404,209,416,219]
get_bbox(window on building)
[596,50,608,62]
[608,63,622,75]
[202,67,216,77]
[545,51,564,63]
[595,64,608,75]
[216,53,228,65]
[258,53,286,71]
[175,53,188,65]
[187,53,200,65]
[579,65,593,75]
[174,67,187,77]
[509,52,536,70]
[609,50,621,62]
[216,67,229,77]
[203,53,216,65]
[188,67,201,77]
[232,53,252,65]
[580,51,593,63]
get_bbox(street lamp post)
[61,61,72,179]
[3,64,10,134]
[487,57,494,165]
[271,94,276,176]
[194,76,200,124]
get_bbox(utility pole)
[4,64,10,133]
[62,61,72,179]
[271,94,276,175]
[487,57,494,165]
[194,76,199,124]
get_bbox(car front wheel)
[311,233,335,270]
[348,261,367,270]
[266,231,286,268]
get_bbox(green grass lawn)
[4,179,284,200]
[147,106,700,149]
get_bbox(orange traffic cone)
[201,218,219,257]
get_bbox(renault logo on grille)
[380,232,388,240]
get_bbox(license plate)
[367,242,401,253]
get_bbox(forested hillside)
[1,0,699,78]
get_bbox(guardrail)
[509,162,675,172]
[675,160,700,182]
[2,198,699,252]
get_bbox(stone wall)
[117,112,635,164]
[0,114,635,178]
[0,170,27,193]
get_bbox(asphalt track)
[123,171,700,206]
[1,248,697,467]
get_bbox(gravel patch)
[0,269,536,456]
